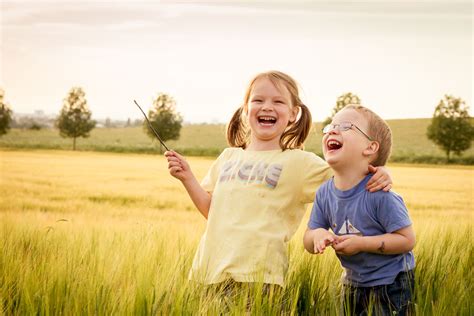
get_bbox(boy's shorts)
[341,270,415,316]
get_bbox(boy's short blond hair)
[344,104,392,166]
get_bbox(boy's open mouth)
[257,116,277,126]
[327,139,343,151]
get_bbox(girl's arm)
[332,225,416,256]
[165,150,211,219]
[366,165,392,192]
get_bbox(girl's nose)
[261,101,273,111]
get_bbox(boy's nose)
[327,128,340,135]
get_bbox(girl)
[165,71,391,287]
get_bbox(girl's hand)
[164,150,192,182]
[314,233,337,254]
[332,235,365,256]
[366,165,392,192]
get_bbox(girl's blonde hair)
[226,70,312,150]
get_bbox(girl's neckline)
[239,147,283,153]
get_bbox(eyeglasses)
[322,121,373,141]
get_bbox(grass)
[1,150,473,314]
[1,119,473,164]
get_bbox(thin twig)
[134,100,170,151]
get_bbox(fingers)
[164,150,185,160]
[325,235,335,244]
[336,235,352,242]
[169,166,183,175]
[166,156,181,163]
[168,161,182,169]
[164,150,175,157]
[315,240,326,254]
[368,180,390,193]
[332,240,346,252]
[165,151,186,169]
[367,165,377,174]
[171,151,185,161]
[366,176,384,192]
[366,166,381,186]
[315,236,335,254]
[383,183,392,192]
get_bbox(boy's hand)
[332,235,365,256]
[164,150,192,182]
[314,233,337,254]
[366,165,392,192]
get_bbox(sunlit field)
[1,150,473,314]
[2,119,473,164]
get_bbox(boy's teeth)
[327,140,342,150]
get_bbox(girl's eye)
[275,100,284,104]
[252,99,262,103]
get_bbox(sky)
[1,0,472,123]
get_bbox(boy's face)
[322,109,373,168]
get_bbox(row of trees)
[322,92,473,162]
[0,88,472,161]
[0,87,183,151]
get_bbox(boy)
[304,105,415,315]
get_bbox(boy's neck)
[331,163,369,191]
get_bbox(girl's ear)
[289,106,299,123]
[363,141,379,157]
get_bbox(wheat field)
[0,150,473,315]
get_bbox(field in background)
[1,118,473,164]
[1,150,472,314]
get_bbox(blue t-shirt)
[308,174,415,287]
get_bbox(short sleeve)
[375,192,412,233]
[300,152,332,203]
[201,149,228,193]
[307,188,330,230]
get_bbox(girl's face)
[246,77,297,150]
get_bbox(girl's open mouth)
[258,116,277,126]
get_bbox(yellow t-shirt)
[190,148,332,286]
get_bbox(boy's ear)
[363,141,379,157]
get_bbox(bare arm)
[360,226,416,254]
[333,225,416,256]
[304,228,337,254]
[165,150,211,219]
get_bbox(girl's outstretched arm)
[165,150,212,219]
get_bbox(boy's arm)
[333,225,416,256]
[304,228,336,254]
[165,150,211,219]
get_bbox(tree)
[0,88,13,137]
[144,93,183,152]
[55,87,96,150]
[323,92,361,126]
[427,95,473,162]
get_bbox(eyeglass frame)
[322,121,373,141]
